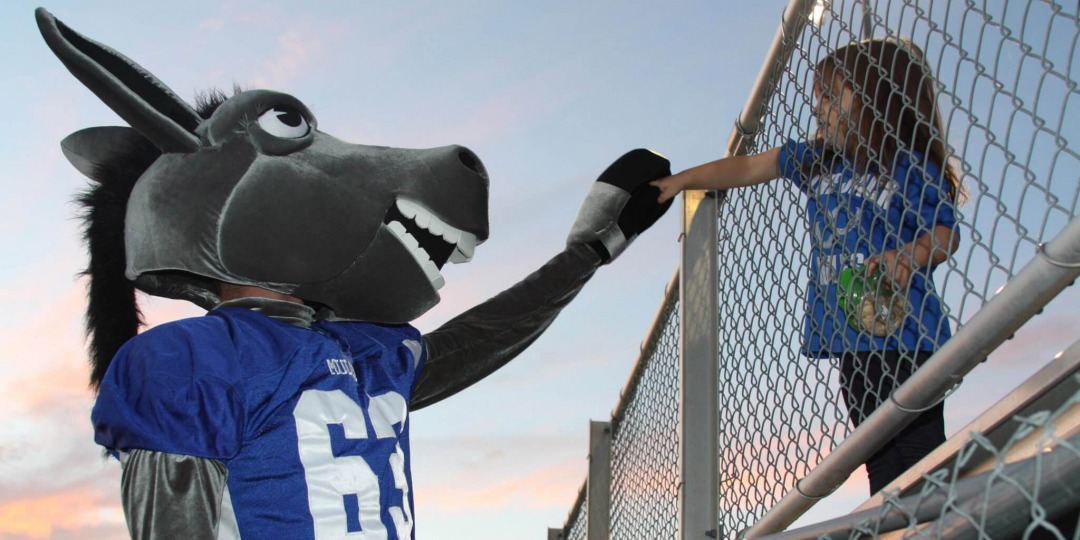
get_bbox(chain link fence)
[608,295,681,539]
[722,0,1079,534]
[554,0,1079,538]
[564,482,587,540]
[555,289,682,539]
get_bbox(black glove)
[567,149,673,263]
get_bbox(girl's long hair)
[813,38,964,203]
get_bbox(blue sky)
[1,1,1077,539]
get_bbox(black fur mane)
[193,87,234,118]
[79,136,159,390]
[82,88,233,390]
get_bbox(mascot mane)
[81,92,229,389]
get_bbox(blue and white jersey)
[92,307,425,539]
[777,139,958,356]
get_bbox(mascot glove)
[567,149,673,264]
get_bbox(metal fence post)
[680,188,721,540]
[587,420,612,540]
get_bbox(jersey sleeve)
[776,138,821,192]
[896,152,959,232]
[92,319,246,460]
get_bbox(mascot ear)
[568,149,673,263]
[62,127,152,179]
[36,8,202,153]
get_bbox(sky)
[0,1,1077,539]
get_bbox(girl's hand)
[868,225,960,287]
[866,248,916,288]
[650,174,688,204]
[649,148,782,204]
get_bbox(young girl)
[653,38,963,494]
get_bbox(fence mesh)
[556,0,1080,537]
[608,295,682,540]
[783,380,1080,540]
[558,293,682,540]
[718,0,1079,535]
[564,482,587,540]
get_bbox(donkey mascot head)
[37,4,672,385]
[37,8,501,385]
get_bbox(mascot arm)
[414,243,600,409]
[121,450,229,540]
[413,149,671,410]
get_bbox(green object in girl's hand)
[837,265,907,336]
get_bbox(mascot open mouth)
[384,198,477,290]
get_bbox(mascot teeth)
[389,199,478,289]
[387,221,445,289]
[450,236,476,263]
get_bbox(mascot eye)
[257,105,310,138]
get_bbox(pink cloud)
[0,278,124,538]
[0,282,89,388]
[250,22,327,90]
[0,472,125,540]
[421,56,599,147]
[418,455,584,513]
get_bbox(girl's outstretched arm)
[651,147,782,203]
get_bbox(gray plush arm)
[121,450,230,539]
[412,243,601,409]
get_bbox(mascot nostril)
[38,6,672,539]
[458,149,486,178]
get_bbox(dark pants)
[839,350,946,494]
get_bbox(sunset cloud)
[415,444,585,513]
[0,472,125,540]
[0,277,118,539]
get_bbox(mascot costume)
[37,7,671,539]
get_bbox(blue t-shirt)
[92,307,425,539]
[777,139,958,357]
